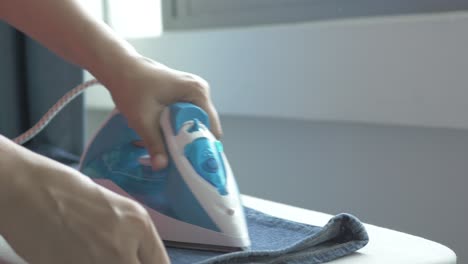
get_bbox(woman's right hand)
[0,136,170,264]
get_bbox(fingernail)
[151,154,168,170]
[138,155,152,167]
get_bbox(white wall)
[87,11,468,130]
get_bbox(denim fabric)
[167,207,368,264]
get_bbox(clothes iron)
[79,102,251,252]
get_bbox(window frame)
[162,0,468,31]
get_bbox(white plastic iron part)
[157,107,251,250]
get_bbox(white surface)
[86,11,468,130]
[0,237,26,264]
[1,195,456,263]
[241,195,457,264]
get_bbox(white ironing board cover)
[241,195,456,264]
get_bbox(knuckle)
[125,113,144,129]
[130,112,151,126]
[127,115,154,137]
[128,201,152,227]
[128,200,148,216]
[182,75,210,98]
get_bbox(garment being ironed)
[167,207,369,264]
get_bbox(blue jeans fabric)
[167,207,369,264]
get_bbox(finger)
[132,140,145,148]
[138,220,170,264]
[130,109,168,171]
[191,98,223,139]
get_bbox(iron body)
[80,103,250,252]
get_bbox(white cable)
[13,79,101,145]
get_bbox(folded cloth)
[167,207,369,264]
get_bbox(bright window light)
[104,0,162,39]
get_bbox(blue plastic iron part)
[79,103,250,252]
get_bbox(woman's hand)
[101,56,223,170]
[1,0,223,171]
[0,136,170,264]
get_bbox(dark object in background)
[0,22,84,161]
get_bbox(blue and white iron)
[79,103,250,252]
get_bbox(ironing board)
[241,195,457,264]
[0,195,457,264]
